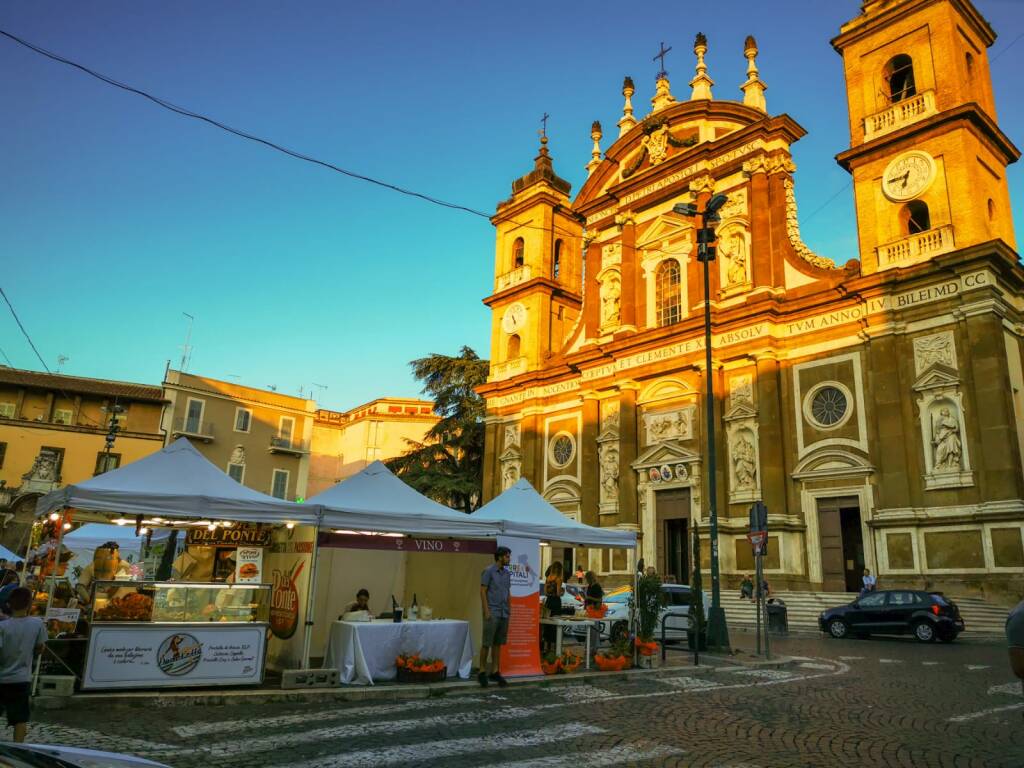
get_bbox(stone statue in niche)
[230,445,246,466]
[600,275,621,326]
[722,232,748,287]
[599,444,619,503]
[731,432,757,489]
[502,460,521,490]
[932,407,963,472]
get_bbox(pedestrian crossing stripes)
[658,675,723,690]
[284,723,606,768]
[488,743,685,768]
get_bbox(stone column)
[754,357,786,517]
[584,240,602,339]
[618,215,637,332]
[618,383,640,526]
[581,393,600,527]
[744,160,773,289]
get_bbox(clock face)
[882,151,935,202]
[501,303,527,334]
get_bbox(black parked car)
[819,589,965,643]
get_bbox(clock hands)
[889,170,910,188]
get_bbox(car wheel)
[913,621,936,643]
[610,621,628,644]
[828,618,849,639]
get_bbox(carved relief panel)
[643,407,694,445]
[500,420,522,491]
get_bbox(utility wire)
[0,345,12,367]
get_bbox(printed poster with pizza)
[234,547,264,584]
[497,535,541,677]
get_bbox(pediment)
[638,377,694,406]
[723,402,757,422]
[633,440,700,469]
[543,478,581,505]
[636,213,693,249]
[912,364,960,392]
[499,446,522,462]
[792,449,873,480]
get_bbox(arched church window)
[885,55,917,103]
[655,259,682,327]
[901,200,930,235]
[553,239,562,280]
[507,334,521,360]
[513,238,525,269]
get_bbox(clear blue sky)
[1,1,1021,411]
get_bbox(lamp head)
[672,202,698,217]
[704,194,728,217]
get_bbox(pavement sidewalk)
[36,649,798,711]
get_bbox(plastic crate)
[37,675,75,697]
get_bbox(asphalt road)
[24,632,1024,768]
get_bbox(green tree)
[385,346,489,514]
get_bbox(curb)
[34,653,797,711]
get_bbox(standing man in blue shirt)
[479,546,511,687]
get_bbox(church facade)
[478,0,1024,599]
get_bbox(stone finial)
[618,76,638,136]
[690,32,714,101]
[650,73,676,113]
[587,120,603,176]
[741,35,767,112]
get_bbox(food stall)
[81,580,270,690]
[33,439,318,691]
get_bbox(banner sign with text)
[318,532,494,554]
[497,535,541,678]
[186,525,271,547]
[82,624,266,690]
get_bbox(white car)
[568,584,711,644]
[0,743,169,767]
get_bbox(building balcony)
[495,265,532,292]
[172,418,215,442]
[863,90,937,142]
[269,436,310,455]
[488,357,527,382]
[875,224,955,270]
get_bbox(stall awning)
[35,438,317,525]
[308,461,502,538]
[472,479,637,548]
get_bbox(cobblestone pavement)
[23,633,1024,768]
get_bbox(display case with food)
[82,581,271,691]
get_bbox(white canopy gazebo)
[472,479,637,548]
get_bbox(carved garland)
[783,177,836,270]
[621,118,698,180]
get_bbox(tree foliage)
[385,346,489,514]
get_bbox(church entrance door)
[656,488,690,584]
[817,496,864,593]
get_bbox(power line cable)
[0,345,12,367]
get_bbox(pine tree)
[385,346,488,514]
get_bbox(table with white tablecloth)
[323,619,474,685]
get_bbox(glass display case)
[88,581,270,624]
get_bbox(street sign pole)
[748,501,769,658]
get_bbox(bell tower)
[833,0,1019,274]
[484,135,583,382]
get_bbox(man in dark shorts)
[0,587,47,742]
[479,546,511,687]
[1007,598,1024,699]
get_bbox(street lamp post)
[673,194,731,650]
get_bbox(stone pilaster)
[618,215,638,332]
[482,419,499,503]
[754,357,786,516]
[581,393,601,526]
[584,240,602,340]
[618,383,640,526]
[521,410,541,489]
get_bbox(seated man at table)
[340,589,371,618]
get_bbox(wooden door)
[655,488,690,583]
[818,496,861,592]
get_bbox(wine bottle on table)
[410,593,419,620]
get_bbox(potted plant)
[633,571,662,657]
[593,637,633,671]
[560,650,582,673]
[541,651,562,675]
[395,653,447,683]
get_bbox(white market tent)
[472,479,637,548]
[308,461,501,538]
[36,438,318,525]
[0,544,22,563]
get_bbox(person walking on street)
[479,546,512,688]
[0,587,47,742]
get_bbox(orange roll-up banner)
[498,535,541,677]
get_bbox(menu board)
[82,624,266,690]
[235,547,264,584]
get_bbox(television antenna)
[180,312,195,371]
[56,355,69,373]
